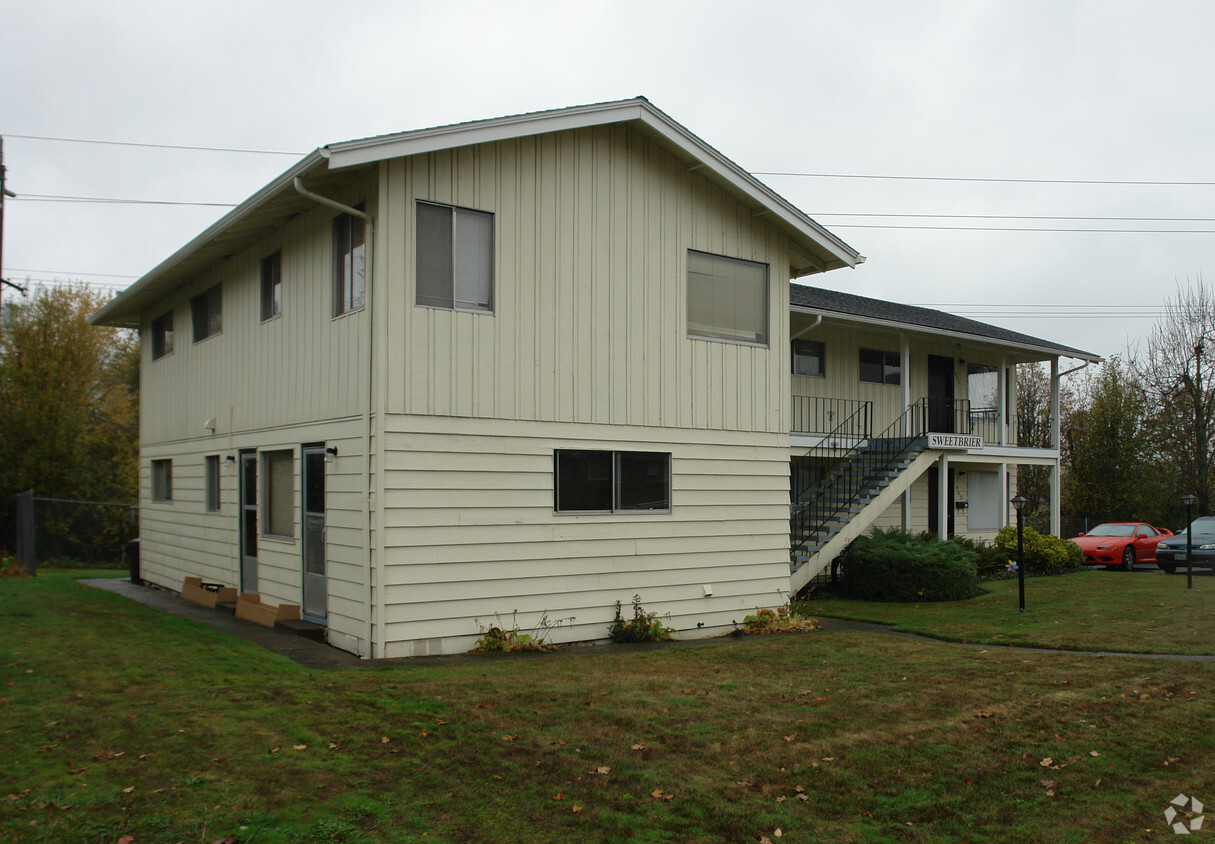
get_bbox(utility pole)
[1,135,25,298]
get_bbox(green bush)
[948,535,1011,580]
[835,528,980,602]
[994,524,1083,574]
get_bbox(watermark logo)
[1164,794,1204,835]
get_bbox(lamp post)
[1182,493,1197,590]
[1011,495,1027,613]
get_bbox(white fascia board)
[325,99,863,270]
[789,304,1102,364]
[89,151,328,327]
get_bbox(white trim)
[790,304,1101,364]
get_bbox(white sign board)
[928,433,983,450]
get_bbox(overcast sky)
[4,0,1214,361]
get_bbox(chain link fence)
[13,491,138,574]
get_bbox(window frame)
[262,449,295,540]
[554,449,672,514]
[415,200,495,314]
[332,210,366,317]
[205,455,221,512]
[260,250,282,322]
[190,284,223,343]
[151,459,173,502]
[151,310,174,360]
[792,338,825,377]
[686,249,770,346]
[859,347,901,385]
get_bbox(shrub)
[948,535,1011,581]
[470,611,567,653]
[995,524,1083,574]
[608,595,675,643]
[835,528,980,602]
[741,606,821,634]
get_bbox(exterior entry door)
[302,446,327,623]
[239,450,258,593]
[927,355,955,433]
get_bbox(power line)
[3,133,304,156]
[6,267,138,279]
[15,193,236,208]
[756,170,1215,187]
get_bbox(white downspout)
[791,314,822,340]
[293,176,377,658]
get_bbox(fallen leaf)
[821,756,835,762]
[572,805,583,813]
[1039,779,1059,789]
[121,786,134,794]
[1089,750,1100,757]
[774,829,783,838]
[380,736,391,745]
[552,793,566,801]
[501,735,517,743]
[1039,757,1054,767]
[776,796,787,803]
[589,766,611,775]
[784,734,795,743]
[292,744,307,751]
[974,710,993,718]
[631,742,645,751]
[796,793,810,801]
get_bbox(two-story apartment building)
[90,98,1096,657]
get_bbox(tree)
[1015,361,1058,531]
[0,284,139,560]
[1061,356,1164,528]
[1132,279,1215,516]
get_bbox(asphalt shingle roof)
[789,283,1098,361]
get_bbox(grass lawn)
[1,570,1213,843]
[799,569,1215,655]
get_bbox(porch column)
[998,353,1007,446]
[1050,463,1061,537]
[900,334,911,435]
[1049,357,1062,536]
[937,454,949,541]
[997,462,1008,529]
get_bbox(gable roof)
[790,283,1100,363]
[90,98,864,328]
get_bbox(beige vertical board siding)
[377,415,791,657]
[388,124,789,435]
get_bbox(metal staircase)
[789,401,940,595]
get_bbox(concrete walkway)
[84,578,363,670]
[84,578,1215,668]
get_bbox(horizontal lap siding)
[377,417,790,657]
[138,421,368,651]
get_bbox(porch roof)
[789,284,1100,363]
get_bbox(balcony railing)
[791,397,872,437]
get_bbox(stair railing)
[792,399,933,559]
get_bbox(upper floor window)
[859,348,900,385]
[261,251,282,321]
[416,201,494,313]
[151,311,173,360]
[686,250,768,345]
[191,284,222,342]
[792,339,825,377]
[333,211,365,316]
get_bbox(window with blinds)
[416,201,494,313]
[686,250,768,345]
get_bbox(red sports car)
[1068,522,1174,570]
